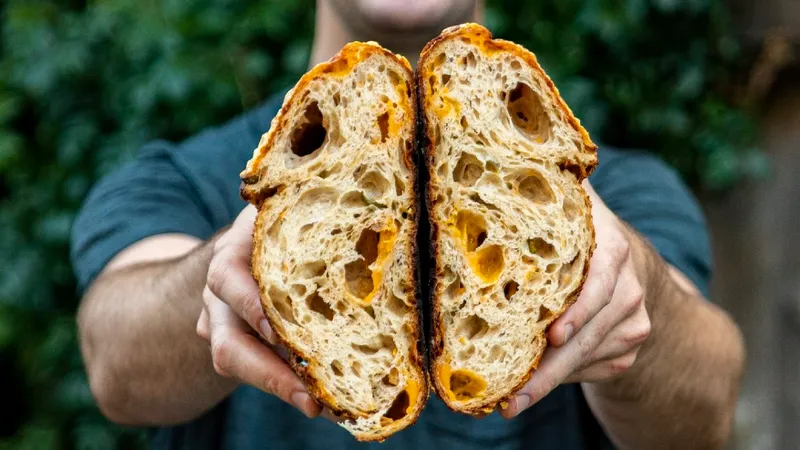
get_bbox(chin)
[335,0,477,36]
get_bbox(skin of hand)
[498,180,744,450]
[195,204,322,418]
[499,181,651,416]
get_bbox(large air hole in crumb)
[452,153,484,187]
[296,260,327,279]
[503,281,519,299]
[448,369,486,401]
[528,237,557,259]
[290,101,327,157]
[269,287,298,326]
[356,228,379,265]
[345,259,373,299]
[358,171,390,200]
[507,82,553,143]
[562,197,580,221]
[258,184,282,202]
[382,368,400,386]
[488,345,506,363]
[457,344,476,360]
[445,275,463,300]
[384,390,410,420]
[331,360,344,376]
[266,216,283,241]
[340,191,368,209]
[394,174,405,195]
[306,291,335,321]
[518,171,555,204]
[454,210,488,252]
[457,314,489,339]
[352,334,395,355]
[387,293,410,316]
[377,112,390,142]
[470,193,499,211]
[351,361,363,377]
[464,51,477,68]
[471,245,505,282]
[558,161,583,179]
[539,305,554,321]
[388,70,402,87]
[290,284,307,298]
[558,253,582,289]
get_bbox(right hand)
[196,205,322,418]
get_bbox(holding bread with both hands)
[198,24,742,445]
[74,3,744,449]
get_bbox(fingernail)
[514,395,530,415]
[563,324,574,343]
[259,319,277,346]
[291,392,312,417]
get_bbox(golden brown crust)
[245,42,427,441]
[417,23,597,415]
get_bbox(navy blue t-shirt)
[71,90,712,450]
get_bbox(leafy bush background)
[0,0,759,448]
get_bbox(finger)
[207,295,321,418]
[197,307,210,342]
[580,299,649,365]
[503,269,637,419]
[549,237,629,347]
[206,249,275,344]
[557,265,643,382]
[567,351,639,383]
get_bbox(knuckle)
[196,320,209,342]
[540,372,560,396]
[608,353,637,376]
[577,336,595,361]
[598,272,616,304]
[260,372,282,397]
[615,236,631,262]
[206,256,229,296]
[211,339,234,375]
[626,284,645,312]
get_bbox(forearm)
[583,227,745,449]
[78,238,236,425]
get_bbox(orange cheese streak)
[438,364,487,401]
[363,221,398,304]
[448,212,504,283]
[402,373,421,415]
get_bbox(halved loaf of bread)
[241,42,428,441]
[417,23,598,414]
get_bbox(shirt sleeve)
[590,149,713,298]
[70,141,216,293]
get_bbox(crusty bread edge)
[243,43,429,441]
[240,41,416,203]
[416,23,597,415]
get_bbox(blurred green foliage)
[0,0,759,448]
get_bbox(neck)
[309,0,483,69]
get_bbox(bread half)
[417,23,598,414]
[241,42,428,441]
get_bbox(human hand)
[501,181,652,418]
[196,205,322,418]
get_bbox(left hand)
[500,181,652,418]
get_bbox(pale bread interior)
[423,32,596,410]
[242,45,425,440]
